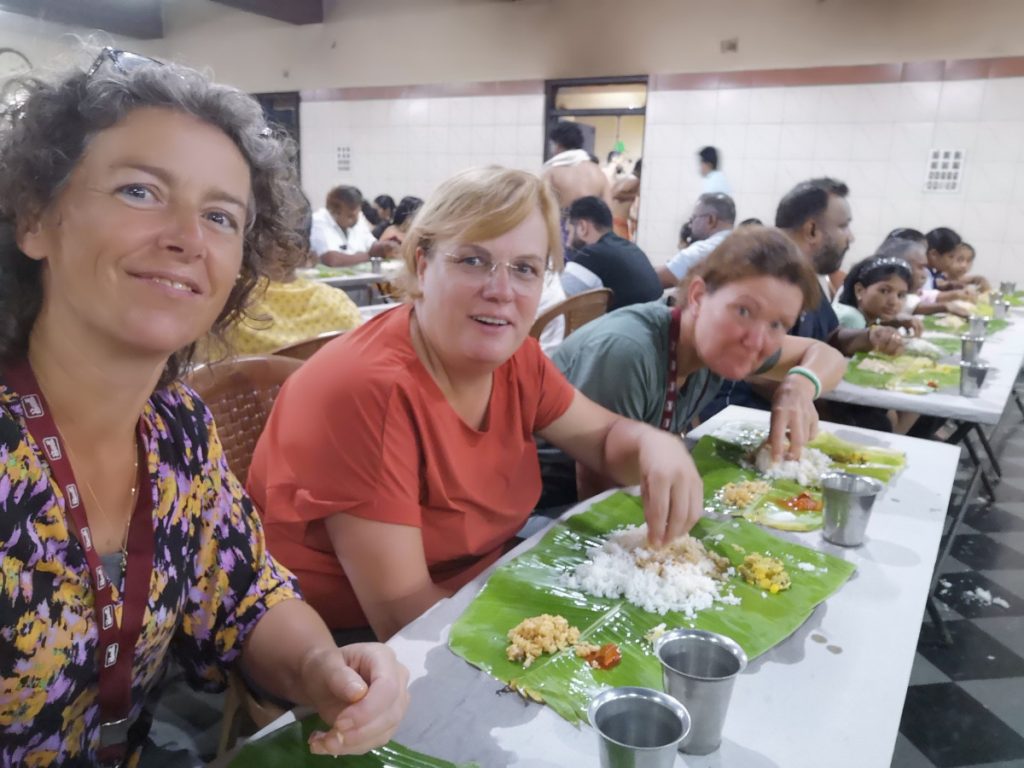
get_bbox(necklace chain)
[57,429,140,564]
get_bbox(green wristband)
[787,366,821,399]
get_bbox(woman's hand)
[868,325,905,355]
[769,373,820,462]
[303,643,410,756]
[635,429,704,548]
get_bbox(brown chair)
[530,287,613,341]
[184,355,302,485]
[272,329,347,361]
[186,355,301,756]
[216,672,286,757]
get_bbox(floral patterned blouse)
[0,380,301,766]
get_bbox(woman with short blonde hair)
[251,165,705,642]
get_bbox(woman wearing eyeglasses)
[249,166,705,642]
[0,51,407,766]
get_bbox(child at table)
[835,254,925,434]
[835,255,914,330]
[942,242,991,294]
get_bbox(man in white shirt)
[698,146,731,195]
[656,193,736,287]
[310,185,377,266]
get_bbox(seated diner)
[0,49,408,764]
[249,166,708,642]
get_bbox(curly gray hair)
[0,51,306,385]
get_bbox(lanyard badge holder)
[4,360,155,766]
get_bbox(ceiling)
[0,0,324,39]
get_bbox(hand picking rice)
[720,480,772,507]
[506,614,582,668]
[566,525,740,617]
[754,444,832,486]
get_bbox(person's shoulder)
[558,302,668,351]
[290,306,419,402]
[0,382,28,448]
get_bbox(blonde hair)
[396,166,563,300]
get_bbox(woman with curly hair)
[0,49,407,766]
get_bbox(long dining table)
[823,312,1024,426]
[235,405,960,768]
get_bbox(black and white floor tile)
[893,411,1024,768]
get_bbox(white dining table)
[240,405,959,768]
[823,314,1024,426]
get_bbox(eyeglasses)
[442,250,547,294]
[87,47,163,78]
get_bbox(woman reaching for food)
[0,50,407,765]
[249,166,705,642]
[541,226,847,506]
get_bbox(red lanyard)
[4,359,154,765]
[660,307,683,430]
[660,306,712,433]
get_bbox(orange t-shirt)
[247,304,576,630]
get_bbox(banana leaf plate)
[923,313,1009,335]
[227,715,477,767]
[448,492,856,725]
[694,429,905,531]
[920,334,963,355]
[844,351,961,394]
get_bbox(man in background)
[562,196,662,311]
[698,146,731,194]
[656,193,735,288]
[542,121,611,212]
[702,177,906,421]
[310,185,377,266]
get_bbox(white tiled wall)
[300,94,545,211]
[638,77,1024,284]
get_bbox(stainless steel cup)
[959,360,990,397]
[1000,281,1016,295]
[821,471,884,547]
[991,291,1004,305]
[960,334,985,363]
[654,629,747,755]
[589,686,690,768]
[368,255,383,273]
[993,301,1010,320]
[967,315,989,336]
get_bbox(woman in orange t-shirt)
[249,167,704,640]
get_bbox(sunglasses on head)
[87,47,163,77]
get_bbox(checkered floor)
[892,410,1024,768]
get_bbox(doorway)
[543,76,648,235]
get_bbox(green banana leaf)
[922,313,1008,335]
[844,352,961,394]
[921,335,963,355]
[694,432,905,531]
[315,265,365,277]
[228,716,476,767]
[448,492,856,725]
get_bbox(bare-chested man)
[542,121,611,245]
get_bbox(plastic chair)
[272,329,347,361]
[530,287,613,341]
[184,355,302,485]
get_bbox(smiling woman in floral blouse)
[0,50,407,766]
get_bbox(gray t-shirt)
[536,301,781,510]
[551,301,723,434]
